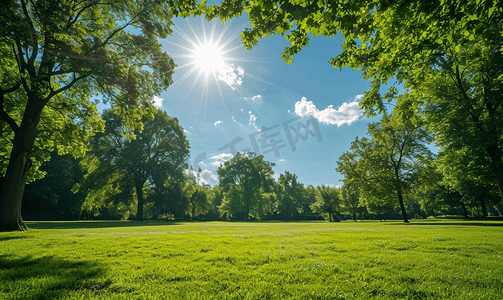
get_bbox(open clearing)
[1,220,502,299]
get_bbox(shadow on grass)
[0,255,108,300]
[390,218,503,227]
[25,220,181,230]
[0,236,33,242]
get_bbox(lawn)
[1,220,502,299]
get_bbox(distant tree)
[413,161,448,218]
[354,109,433,223]
[336,150,362,221]
[311,186,341,222]
[302,185,318,214]
[217,152,274,220]
[340,183,361,222]
[0,0,182,231]
[275,171,304,220]
[77,109,189,221]
[182,180,211,220]
[151,178,188,220]
[205,185,224,220]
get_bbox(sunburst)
[166,18,246,99]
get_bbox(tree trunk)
[0,99,44,232]
[397,191,409,223]
[353,210,357,222]
[461,202,468,218]
[431,209,435,218]
[136,182,145,221]
[486,142,503,207]
[479,197,488,217]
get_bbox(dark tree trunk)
[479,197,488,217]
[136,182,145,221]
[353,210,357,222]
[397,190,409,223]
[0,99,44,231]
[461,202,468,218]
[486,142,503,207]
[431,209,436,218]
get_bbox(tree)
[413,158,449,218]
[336,149,362,221]
[438,146,500,217]
[351,110,433,222]
[217,152,275,220]
[340,183,361,222]
[0,0,186,231]
[275,171,304,220]
[77,109,189,221]
[311,185,341,222]
[182,179,211,220]
[415,41,503,206]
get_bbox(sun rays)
[165,18,247,109]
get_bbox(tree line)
[21,108,501,223]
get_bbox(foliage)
[22,153,85,220]
[204,0,503,209]
[311,185,341,222]
[182,179,211,220]
[77,109,189,221]
[275,171,305,219]
[217,152,275,220]
[348,110,433,222]
[0,0,190,231]
[2,220,503,299]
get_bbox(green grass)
[1,220,502,299]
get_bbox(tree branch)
[48,74,89,99]
[0,82,22,133]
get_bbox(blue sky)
[155,15,377,187]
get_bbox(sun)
[192,41,226,74]
[166,18,246,93]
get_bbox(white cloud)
[214,120,223,126]
[248,111,258,130]
[153,95,163,107]
[244,94,263,105]
[355,94,364,101]
[217,63,244,91]
[209,153,234,167]
[193,169,219,186]
[294,96,363,126]
[279,159,285,162]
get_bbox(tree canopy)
[217,152,275,220]
[205,0,503,209]
[0,0,187,231]
[77,109,189,221]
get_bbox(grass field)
[1,220,502,299]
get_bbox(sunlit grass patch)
[1,220,502,299]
